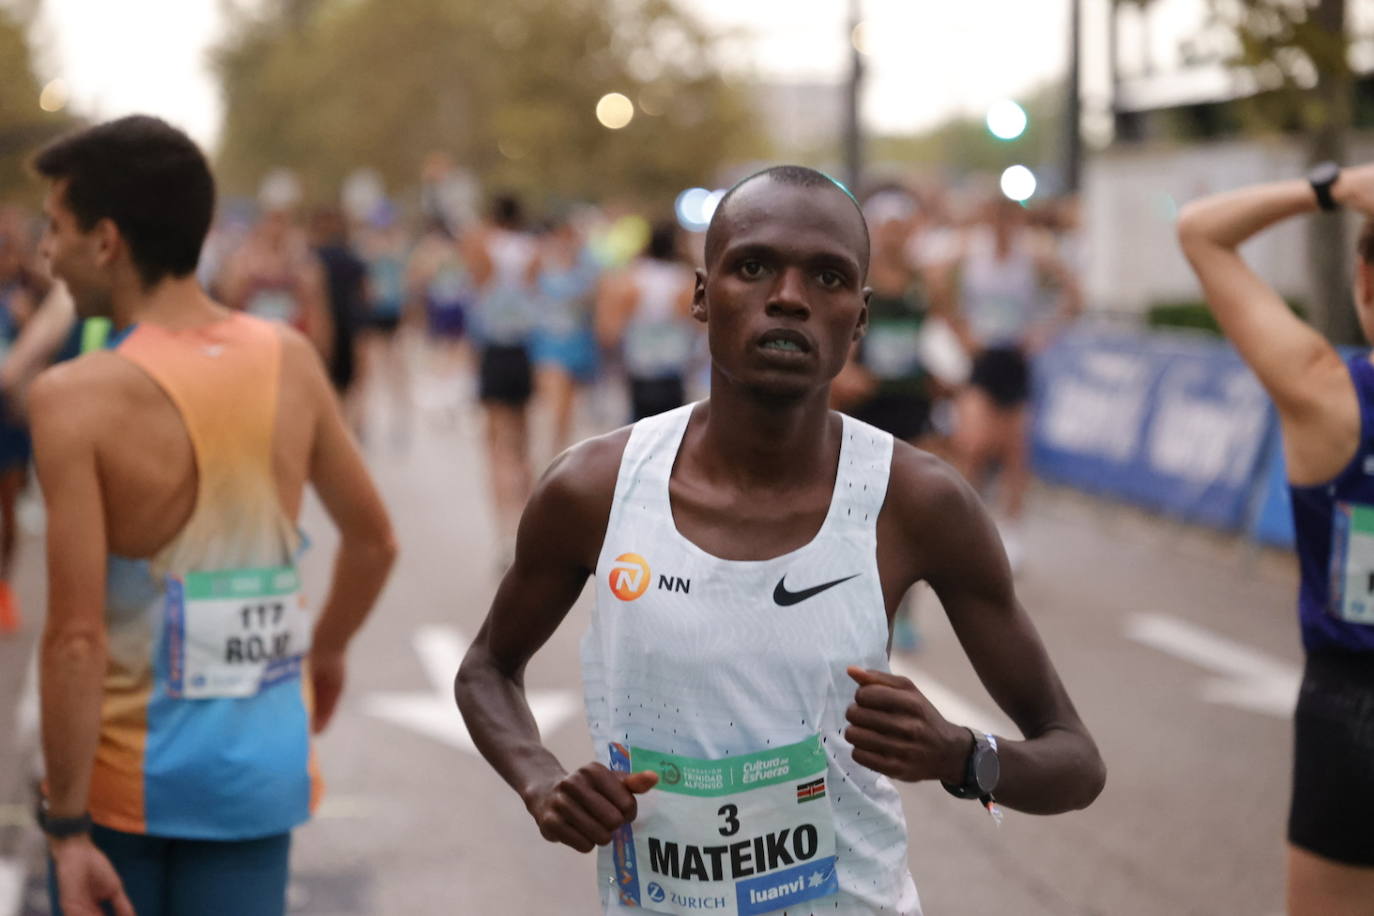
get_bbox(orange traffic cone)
[0,580,20,635]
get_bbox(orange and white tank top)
[93,312,321,840]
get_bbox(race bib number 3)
[166,566,312,699]
[610,736,838,916]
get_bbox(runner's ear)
[691,269,708,324]
[854,290,871,340]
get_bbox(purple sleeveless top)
[1291,355,1374,654]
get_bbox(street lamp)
[986,100,1027,141]
[596,93,634,130]
[1000,165,1037,203]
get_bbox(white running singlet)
[583,403,922,916]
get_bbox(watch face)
[1311,161,1340,185]
[974,749,1000,794]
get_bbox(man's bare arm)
[2,284,76,408]
[30,365,109,818]
[456,431,658,852]
[286,331,396,731]
[1176,174,1361,484]
[920,459,1103,813]
[862,450,1104,814]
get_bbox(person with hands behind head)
[457,165,1104,916]
[30,116,396,916]
[1179,162,1374,916]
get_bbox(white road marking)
[1126,613,1300,718]
[0,857,23,916]
[362,625,578,755]
[888,656,1012,738]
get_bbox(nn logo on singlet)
[610,553,652,601]
[608,552,691,601]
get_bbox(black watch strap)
[1309,161,1341,211]
[36,800,92,838]
[941,728,989,800]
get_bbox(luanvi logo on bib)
[610,553,652,601]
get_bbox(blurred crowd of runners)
[0,162,1085,634]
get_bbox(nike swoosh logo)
[773,574,860,606]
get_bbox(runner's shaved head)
[704,166,869,276]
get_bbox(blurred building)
[750,81,846,158]
[1082,2,1374,321]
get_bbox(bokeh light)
[1000,165,1037,202]
[850,21,871,56]
[675,187,728,232]
[986,100,1027,141]
[596,93,634,130]
[39,78,68,113]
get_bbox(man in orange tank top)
[29,116,396,916]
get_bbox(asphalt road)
[2,381,1301,915]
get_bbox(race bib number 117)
[609,735,838,916]
[166,565,312,699]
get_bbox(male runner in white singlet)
[456,166,1105,915]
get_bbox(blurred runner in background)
[29,115,396,916]
[1178,162,1374,916]
[357,202,413,449]
[532,212,601,457]
[834,190,937,448]
[221,199,333,364]
[408,214,472,399]
[596,220,696,422]
[464,192,540,566]
[0,214,48,634]
[309,205,367,423]
[935,197,1081,570]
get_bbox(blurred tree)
[1210,0,1357,344]
[212,0,762,211]
[0,4,70,202]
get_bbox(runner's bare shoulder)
[879,439,999,580]
[527,426,634,568]
[884,440,972,519]
[267,320,337,419]
[29,350,152,446]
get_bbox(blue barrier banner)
[1033,330,1276,531]
[1031,332,1165,497]
[1249,423,1295,548]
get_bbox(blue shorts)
[49,824,291,916]
[531,327,598,383]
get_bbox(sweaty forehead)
[709,178,869,272]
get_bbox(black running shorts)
[849,393,933,443]
[629,375,685,422]
[479,344,533,406]
[970,345,1031,409]
[1288,650,1374,865]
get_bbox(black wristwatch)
[942,728,1000,803]
[1308,161,1342,212]
[36,799,92,839]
